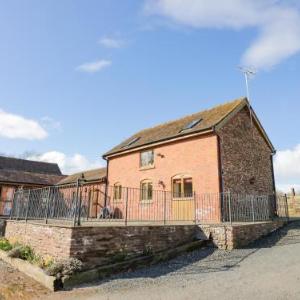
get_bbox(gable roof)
[0,156,64,185]
[57,167,107,185]
[104,97,275,158]
[104,97,264,157]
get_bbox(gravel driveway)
[44,221,300,300]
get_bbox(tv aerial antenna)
[238,67,257,127]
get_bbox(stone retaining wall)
[0,219,6,236]
[4,221,201,269]
[200,219,286,249]
[4,220,286,269]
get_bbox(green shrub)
[7,245,35,262]
[45,261,64,276]
[0,238,13,252]
[45,258,83,277]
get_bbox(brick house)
[102,98,276,221]
[0,156,64,216]
[56,168,107,218]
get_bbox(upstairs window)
[172,175,193,198]
[140,150,154,168]
[113,183,122,201]
[141,180,153,201]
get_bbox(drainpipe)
[213,127,224,222]
[103,157,109,207]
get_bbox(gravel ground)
[44,221,300,300]
[0,260,50,300]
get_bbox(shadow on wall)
[70,221,300,290]
[0,219,6,236]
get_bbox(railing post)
[73,179,80,227]
[25,190,31,222]
[284,193,289,222]
[163,191,167,225]
[193,191,197,224]
[9,190,16,220]
[45,187,51,224]
[228,191,232,224]
[125,187,128,226]
[251,195,255,223]
[77,189,83,226]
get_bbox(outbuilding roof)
[0,156,64,185]
[57,167,107,185]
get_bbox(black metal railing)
[9,183,289,226]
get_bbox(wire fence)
[8,182,289,225]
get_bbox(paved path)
[45,221,300,300]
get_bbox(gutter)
[103,128,215,159]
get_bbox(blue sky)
[0,0,299,190]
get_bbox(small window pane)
[140,150,154,167]
[114,184,122,200]
[183,178,193,197]
[141,181,153,201]
[173,179,182,198]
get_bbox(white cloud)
[76,59,112,73]
[27,151,104,174]
[274,144,300,192]
[145,0,300,70]
[41,116,62,131]
[99,37,124,48]
[0,109,47,140]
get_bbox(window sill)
[113,200,123,204]
[140,200,153,204]
[172,197,194,201]
[139,165,155,171]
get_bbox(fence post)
[9,190,16,220]
[163,191,167,225]
[228,191,232,224]
[45,187,51,224]
[284,193,289,222]
[125,187,129,226]
[77,189,83,226]
[251,195,255,223]
[73,179,80,227]
[25,190,31,222]
[193,191,197,224]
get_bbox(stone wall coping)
[0,249,61,291]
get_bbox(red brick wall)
[108,134,220,193]
[107,134,221,222]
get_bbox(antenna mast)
[238,67,257,127]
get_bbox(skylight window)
[121,137,140,148]
[180,118,202,132]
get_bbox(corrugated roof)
[104,97,247,157]
[57,167,107,185]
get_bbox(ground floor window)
[113,183,122,201]
[172,175,193,198]
[141,180,153,201]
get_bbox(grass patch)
[0,238,13,251]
